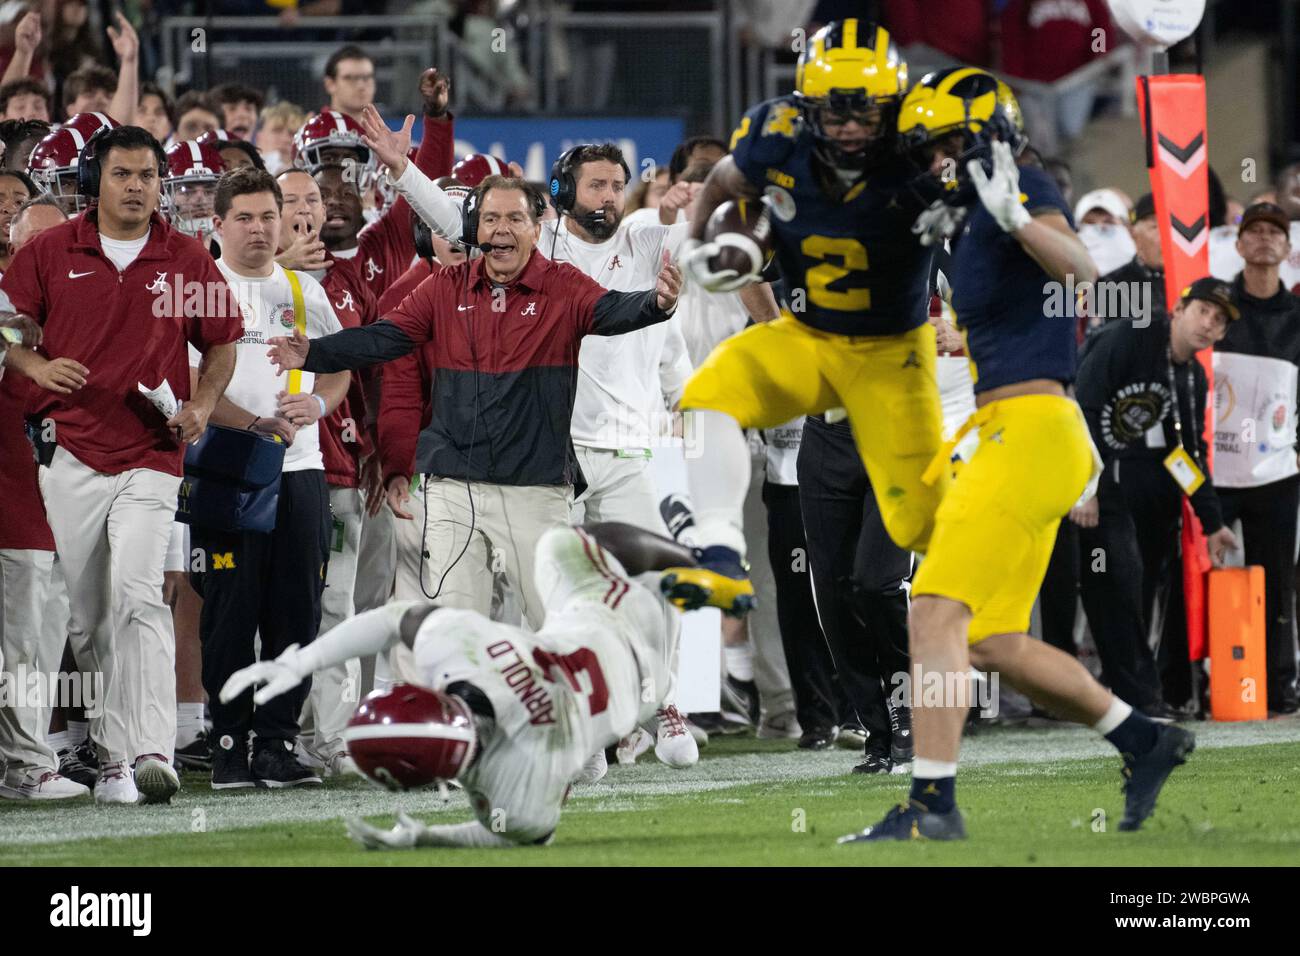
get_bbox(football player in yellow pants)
[670,19,946,615]
[842,68,1197,842]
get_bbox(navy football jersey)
[730,96,932,337]
[949,163,1077,393]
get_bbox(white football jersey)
[410,527,677,843]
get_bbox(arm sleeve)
[1188,362,1224,534]
[1074,326,1119,469]
[391,161,464,240]
[412,820,521,849]
[303,320,418,373]
[587,290,674,337]
[658,321,692,407]
[187,256,244,351]
[379,348,427,483]
[729,99,796,191]
[295,602,423,675]
[0,242,46,324]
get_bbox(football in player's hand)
[704,199,773,282]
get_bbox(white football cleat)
[94,761,139,805]
[654,705,699,769]
[616,729,653,765]
[0,769,90,800]
[327,752,361,777]
[575,749,608,785]
[686,720,709,748]
[134,754,180,805]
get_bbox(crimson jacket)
[1,209,242,477]
[318,251,378,488]
[303,249,673,488]
[376,258,435,484]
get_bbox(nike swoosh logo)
[68,270,95,279]
[457,304,475,311]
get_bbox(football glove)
[346,812,426,850]
[968,140,1031,234]
[911,200,967,247]
[219,643,308,706]
[678,238,758,293]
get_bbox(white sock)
[724,643,754,682]
[67,720,88,747]
[912,758,958,778]
[1091,697,1132,736]
[684,409,750,556]
[176,702,205,748]
[47,730,70,752]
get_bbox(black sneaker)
[211,733,255,790]
[57,746,97,788]
[838,799,967,842]
[890,706,914,765]
[852,750,893,775]
[798,726,838,751]
[251,739,323,788]
[1119,724,1195,831]
[176,729,213,772]
[73,738,99,773]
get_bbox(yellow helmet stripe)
[843,18,857,49]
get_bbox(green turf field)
[2,719,1298,866]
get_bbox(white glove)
[345,812,427,851]
[678,237,758,293]
[911,200,967,247]
[219,643,308,706]
[967,140,1031,233]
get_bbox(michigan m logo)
[213,552,236,570]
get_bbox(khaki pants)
[300,485,363,760]
[39,447,180,763]
[571,446,670,534]
[0,548,57,776]
[388,480,571,685]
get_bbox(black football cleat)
[852,750,893,775]
[661,546,756,616]
[211,733,256,790]
[57,746,98,788]
[251,739,322,789]
[1119,724,1195,831]
[838,799,967,843]
[176,729,213,772]
[798,726,838,751]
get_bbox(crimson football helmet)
[28,112,119,213]
[342,684,478,791]
[163,140,225,242]
[451,152,509,188]
[196,128,265,171]
[293,109,372,173]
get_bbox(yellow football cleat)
[660,546,756,616]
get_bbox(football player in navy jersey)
[842,68,1195,842]
[668,19,946,615]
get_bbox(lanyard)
[1165,344,1199,465]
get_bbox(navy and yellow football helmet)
[897,67,1027,205]
[793,19,908,172]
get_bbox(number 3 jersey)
[729,96,933,337]
[409,527,678,843]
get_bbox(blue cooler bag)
[176,425,286,533]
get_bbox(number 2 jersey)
[409,528,679,843]
[729,96,933,337]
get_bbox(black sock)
[909,775,955,813]
[1104,711,1159,756]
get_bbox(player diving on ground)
[219,522,699,849]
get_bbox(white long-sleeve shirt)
[540,217,693,449]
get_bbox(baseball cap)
[1237,201,1290,237]
[1181,276,1240,322]
[1130,193,1155,224]
[1073,188,1129,225]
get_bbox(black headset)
[548,144,630,215]
[460,179,547,250]
[77,126,167,200]
[411,208,435,262]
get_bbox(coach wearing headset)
[1,125,241,805]
[268,174,682,635]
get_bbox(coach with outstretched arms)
[268,174,682,633]
[0,125,241,806]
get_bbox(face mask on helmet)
[165,179,218,241]
[800,91,897,173]
[31,169,86,215]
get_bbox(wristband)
[314,394,327,419]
